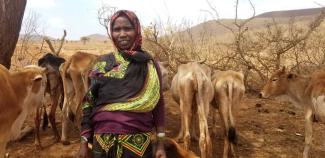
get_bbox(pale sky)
[23,0,325,40]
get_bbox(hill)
[18,34,55,41]
[180,7,324,42]
[82,34,109,42]
[256,7,324,18]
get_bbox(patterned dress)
[81,52,165,158]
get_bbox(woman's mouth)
[119,40,129,45]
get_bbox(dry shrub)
[142,8,325,93]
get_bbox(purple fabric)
[93,111,154,134]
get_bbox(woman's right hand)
[76,142,90,158]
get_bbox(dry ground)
[6,91,325,158]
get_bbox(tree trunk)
[0,0,27,69]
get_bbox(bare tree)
[142,18,213,74]
[15,11,40,66]
[143,22,172,60]
[256,13,325,69]
[204,0,263,90]
[204,0,325,91]
[0,0,27,68]
[97,4,117,39]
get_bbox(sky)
[23,0,325,40]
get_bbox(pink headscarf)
[110,10,142,55]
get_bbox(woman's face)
[112,16,136,50]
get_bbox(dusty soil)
[6,91,325,158]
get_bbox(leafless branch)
[44,30,66,56]
[203,0,235,33]
[56,29,66,56]
[314,2,325,7]
[44,36,56,54]
[97,4,117,40]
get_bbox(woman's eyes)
[113,26,134,32]
[124,27,134,31]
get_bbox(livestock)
[0,65,47,157]
[162,138,198,158]
[36,53,65,147]
[211,70,245,158]
[170,62,214,158]
[59,51,98,144]
[260,67,325,158]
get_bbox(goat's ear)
[32,74,43,82]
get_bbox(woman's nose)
[119,30,127,37]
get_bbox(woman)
[76,10,166,158]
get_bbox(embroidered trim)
[100,55,160,113]
[104,52,129,78]
[121,133,151,156]
[94,132,151,157]
[95,61,106,73]
[94,134,116,152]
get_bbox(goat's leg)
[303,108,313,158]
[49,92,60,142]
[34,107,42,149]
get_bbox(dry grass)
[11,40,115,71]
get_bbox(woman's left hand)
[155,141,166,158]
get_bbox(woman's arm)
[80,60,105,141]
[152,61,167,158]
[80,82,96,142]
[77,78,97,158]
[152,61,166,133]
[77,61,105,158]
